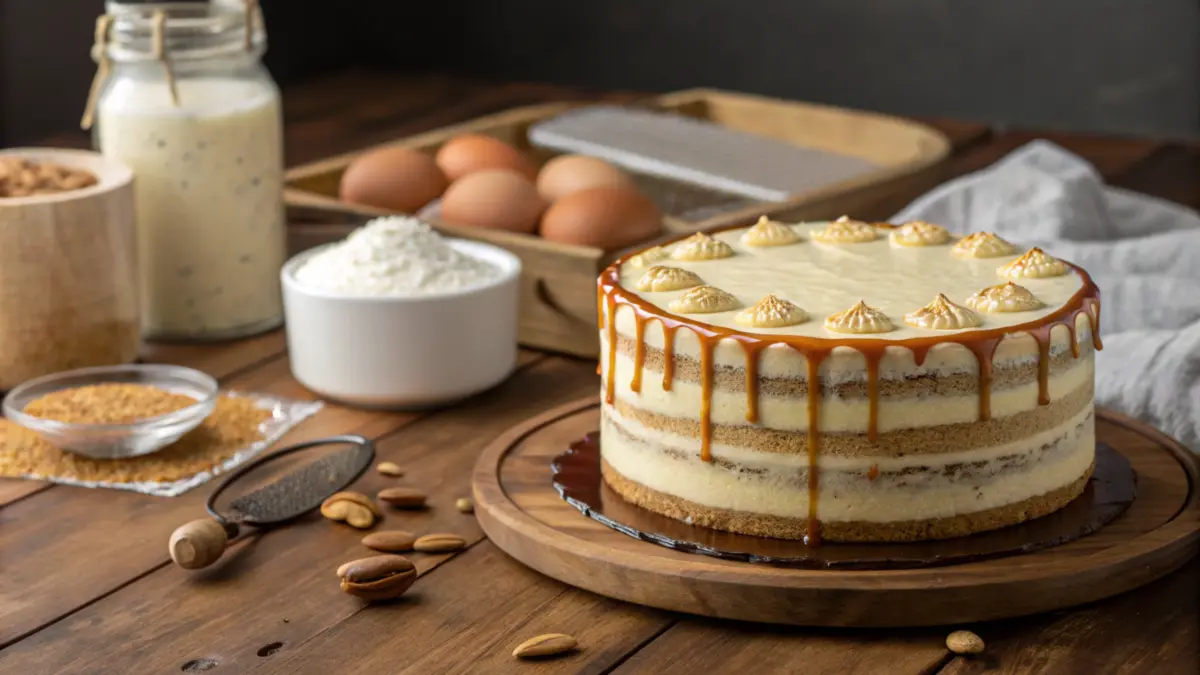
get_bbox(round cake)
[597,216,1102,544]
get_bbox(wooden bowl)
[0,148,140,390]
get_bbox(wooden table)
[5,72,1198,675]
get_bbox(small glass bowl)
[2,364,219,459]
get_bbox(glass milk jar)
[91,2,285,340]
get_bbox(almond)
[377,487,427,509]
[512,633,578,659]
[376,461,403,477]
[413,533,467,553]
[362,530,418,553]
[344,505,377,529]
[946,630,985,655]
[321,491,382,528]
[337,555,417,602]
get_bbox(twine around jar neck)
[80,0,264,131]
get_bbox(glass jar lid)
[80,0,265,129]
[100,0,266,63]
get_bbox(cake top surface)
[611,218,1090,342]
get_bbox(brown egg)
[536,155,635,202]
[339,146,447,212]
[435,134,538,182]
[539,187,662,250]
[440,169,546,233]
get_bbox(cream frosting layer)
[615,221,1084,341]
[605,349,1094,432]
[601,403,1095,523]
[607,302,1095,382]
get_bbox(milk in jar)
[91,1,285,340]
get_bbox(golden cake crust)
[602,458,1094,543]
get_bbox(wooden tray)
[283,89,952,357]
[472,397,1200,628]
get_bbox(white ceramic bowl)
[281,239,521,409]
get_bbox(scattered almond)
[361,530,417,553]
[512,633,578,659]
[413,533,467,553]
[378,486,427,509]
[320,492,382,529]
[337,555,417,602]
[455,497,474,514]
[946,630,985,655]
[376,461,403,477]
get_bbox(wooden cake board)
[472,396,1200,628]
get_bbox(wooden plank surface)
[4,72,1198,675]
[0,356,587,674]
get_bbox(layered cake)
[597,217,1102,543]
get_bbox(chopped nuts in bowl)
[0,156,99,199]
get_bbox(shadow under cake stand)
[471,396,1200,627]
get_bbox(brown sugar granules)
[22,383,199,425]
[0,395,270,484]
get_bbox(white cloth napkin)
[892,140,1200,453]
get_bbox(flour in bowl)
[293,216,501,295]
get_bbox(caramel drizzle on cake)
[597,225,1103,546]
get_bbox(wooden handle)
[168,519,229,570]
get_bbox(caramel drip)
[1089,299,1103,350]
[910,344,934,368]
[804,349,830,546]
[595,283,606,376]
[604,292,617,405]
[742,342,764,423]
[863,349,883,443]
[699,337,715,462]
[964,339,1002,421]
[1029,325,1053,406]
[661,324,679,391]
[1067,314,1080,358]
[630,315,647,393]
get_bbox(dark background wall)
[1,0,1197,146]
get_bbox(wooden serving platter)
[472,397,1200,628]
[284,89,952,357]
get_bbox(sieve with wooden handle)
[169,435,375,569]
